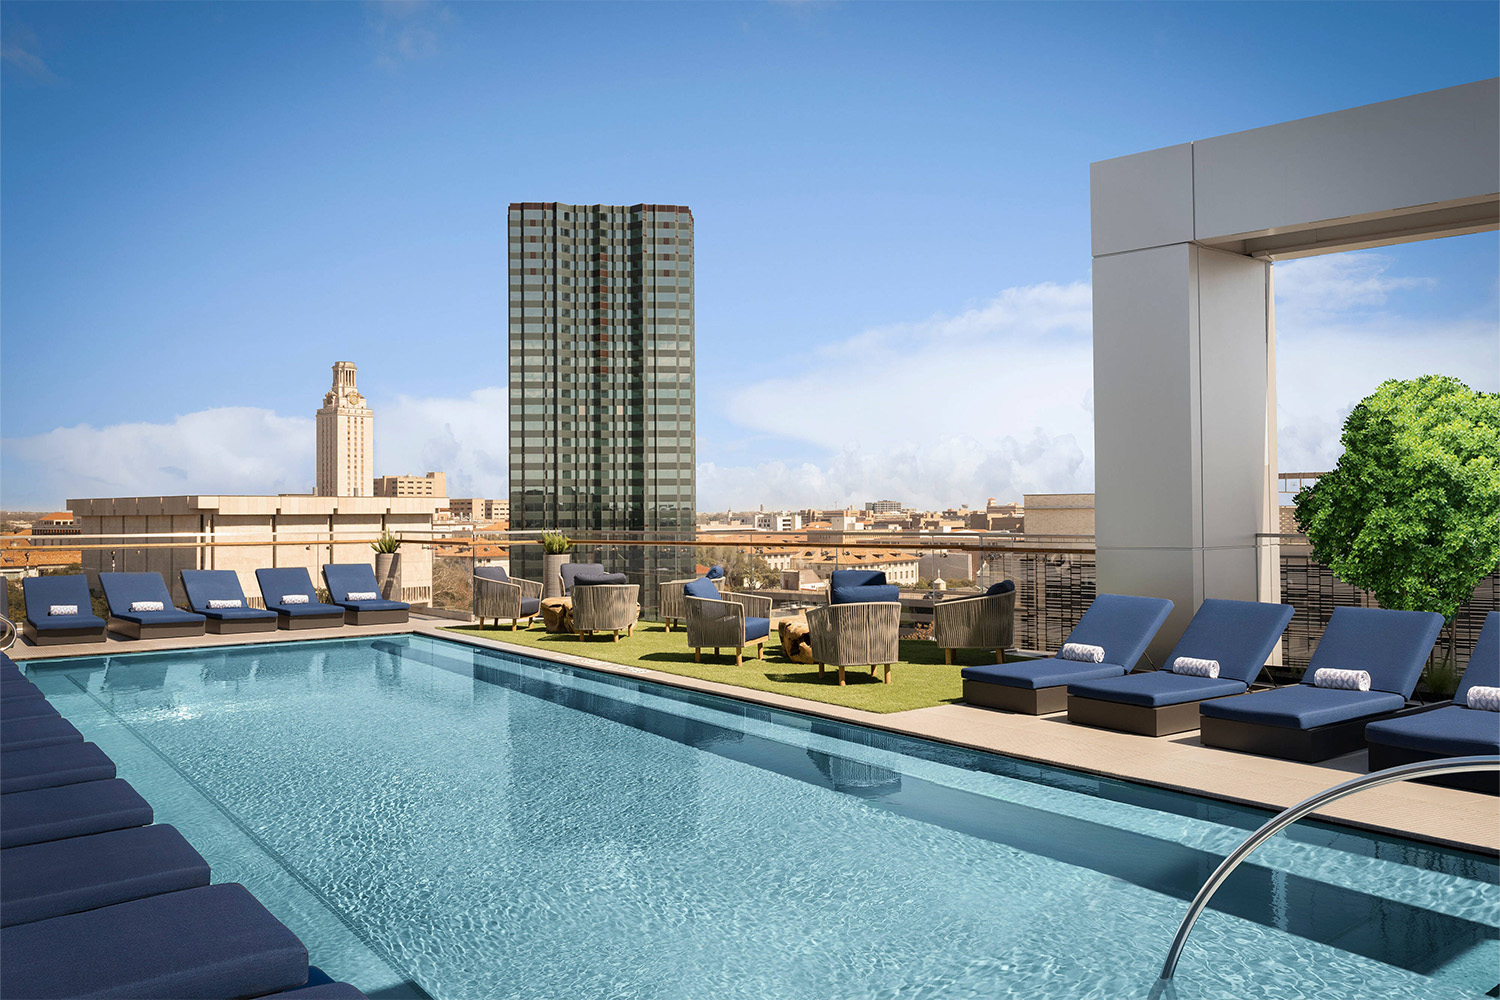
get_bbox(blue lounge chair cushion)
[1158,599,1295,686]
[180,570,279,621]
[744,617,771,642]
[0,779,153,848]
[0,716,83,752]
[1,743,116,794]
[321,564,410,611]
[1456,612,1499,700]
[99,572,207,626]
[1068,671,1249,707]
[963,657,1126,690]
[684,578,722,601]
[0,824,210,927]
[559,563,607,595]
[206,606,280,621]
[2,678,45,702]
[2,698,60,721]
[1303,606,1446,696]
[256,568,344,615]
[570,572,628,588]
[0,882,310,1000]
[262,983,370,999]
[20,576,105,631]
[1199,684,1406,729]
[1058,594,1175,674]
[1365,704,1500,757]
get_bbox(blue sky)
[2,1,1496,510]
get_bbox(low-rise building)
[447,498,509,522]
[1021,493,1094,536]
[373,472,447,498]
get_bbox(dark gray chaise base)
[343,608,409,626]
[278,613,346,630]
[1067,695,1211,737]
[206,618,279,635]
[963,680,1068,715]
[1199,706,1425,763]
[1366,741,1499,794]
[107,620,207,640]
[21,624,106,647]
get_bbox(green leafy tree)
[1295,376,1500,686]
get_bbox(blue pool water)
[25,635,1500,1000]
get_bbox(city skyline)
[2,3,1497,510]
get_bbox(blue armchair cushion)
[1067,671,1248,707]
[705,565,725,580]
[1,743,116,795]
[744,617,771,642]
[0,824,211,928]
[0,779,153,849]
[684,578,722,601]
[1456,612,1499,700]
[1365,705,1500,757]
[984,580,1016,597]
[21,576,103,630]
[832,584,900,605]
[559,563,606,595]
[0,883,310,1000]
[571,572,628,588]
[0,716,84,753]
[963,658,1126,690]
[519,597,541,616]
[1300,606,1445,696]
[1199,684,1406,730]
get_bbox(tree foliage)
[1294,375,1500,620]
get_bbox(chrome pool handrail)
[1160,754,1500,981]
[0,613,16,652]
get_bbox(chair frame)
[685,592,773,665]
[572,583,640,642]
[932,590,1016,665]
[181,570,278,636]
[99,573,206,641]
[474,571,544,630]
[806,601,901,685]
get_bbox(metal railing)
[1159,754,1500,982]
[0,614,16,652]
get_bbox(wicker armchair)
[572,583,640,641]
[932,587,1016,664]
[806,601,901,685]
[661,566,730,631]
[684,589,774,665]
[473,567,544,630]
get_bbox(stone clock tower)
[315,362,374,497]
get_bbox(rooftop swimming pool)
[25,634,1500,999]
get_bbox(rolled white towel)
[280,594,310,605]
[1464,685,1500,712]
[207,599,242,609]
[1059,642,1105,663]
[345,591,379,601]
[1172,657,1220,678]
[48,604,78,616]
[129,601,165,613]
[1313,668,1371,692]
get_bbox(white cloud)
[376,387,508,497]
[701,281,1096,509]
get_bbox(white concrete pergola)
[1089,78,1499,659]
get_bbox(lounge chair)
[180,570,279,634]
[0,883,310,1000]
[1199,606,1446,762]
[1,715,84,753]
[0,824,210,927]
[0,779,155,849]
[828,569,899,605]
[98,573,207,640]
[807,600,901,685]
[20,575,106,646]
[1,743,116,795]
[961,594,1173,714]
[254,569,345,630]
[473,566,543,630]
[1066,598,1294,736]
[572,575,640,641]
[683,576,772,665]
[321,564,410,625]
[1365,611,1499,793]
[933,580,1017,665]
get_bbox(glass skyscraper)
[507,202,696,537]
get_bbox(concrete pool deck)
[11,616,1497,856]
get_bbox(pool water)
[25,635,1500,1000]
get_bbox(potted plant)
[540,531,572,599]
[371,532,404,601]
[1295,375,1499,698]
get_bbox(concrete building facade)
[446,498,508,522]
[373,472,447,498]
[315,362,374,497]
[1021,494,1095,536]
[508,202,695,535]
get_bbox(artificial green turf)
[442,620,1007,713]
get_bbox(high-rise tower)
[507,202,695,533]
[315,361,374,497]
